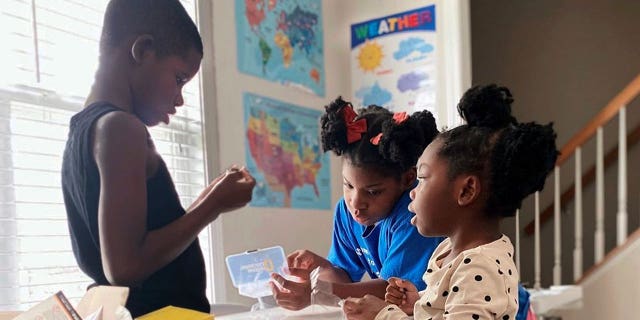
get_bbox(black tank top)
[61,102,209,316]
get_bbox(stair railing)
[521,74,640,289]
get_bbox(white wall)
[204,0,347,305]
[556,234,640,320]
[203,0,470,304]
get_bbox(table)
[0,311,21,320]
[216,305,344,320]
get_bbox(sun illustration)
[358,41,384,72]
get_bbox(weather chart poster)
[350,5,437,115]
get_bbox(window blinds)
[0,0,211,310]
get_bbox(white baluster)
[553,167,562,285]
[595,128,605,263]
[516,209,521,280]
[618,106,628,245]
[534,192,541,290]
[574,148,583,281]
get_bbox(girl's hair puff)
[320,97,438,177]
[437,84,559,217]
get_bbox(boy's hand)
[188,165,256,217]
[385,277,419,315]
[211,166,256,213]
[187,172,225,212]
[270,273,311,311]
[342,294,390,320]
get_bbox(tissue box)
[76,286,129,320]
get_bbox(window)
[0,0,213,310]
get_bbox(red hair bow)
[343,104,367,144]
[393,111,409,124]
[370,133,383,145]
[370,112,409,146]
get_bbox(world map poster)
[350,5,437,116]
[243,93,331,209]
[236,0,325,96]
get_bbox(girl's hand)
[287,249,332,273]
[342,294,390,320]
[385,277,419,315]
[270,273,311,311]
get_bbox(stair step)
[528,285,583,316]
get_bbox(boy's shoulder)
[89,104,149,158]
[71,101,132,125]
[92,105,145,136]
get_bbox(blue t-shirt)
[327,190,444,290]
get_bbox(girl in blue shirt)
[342,85,553,320]
[270,97,444,310]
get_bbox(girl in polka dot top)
[341,84,558,320]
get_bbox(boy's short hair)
[100,0,203,58]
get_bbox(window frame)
[0,0,222,309]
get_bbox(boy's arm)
[94,112,253,285]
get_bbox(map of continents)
[236,0,325,96]
[244,93,330,209]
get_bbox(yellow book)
[136,306,213,320]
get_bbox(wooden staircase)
[520,73,640,317]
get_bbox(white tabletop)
[216,305,344,320]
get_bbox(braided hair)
[320,96,439,177]
[437,84,559,217]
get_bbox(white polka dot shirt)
[375,235,519,320]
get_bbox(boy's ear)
[130,34,155,64]
[401,167,417,190]
[456,175,481,206]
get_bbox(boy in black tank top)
[61,0,256,316]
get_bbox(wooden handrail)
[524,123,640,235]
[557,73,640,166]
[523,74,640,235]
